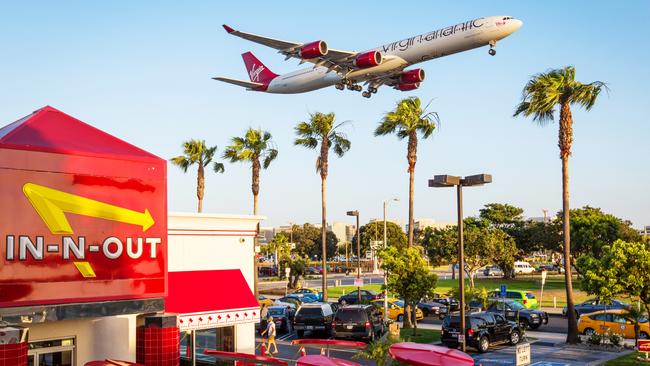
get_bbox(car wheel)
[478,336,489,353]
[422,309,429,317]
[509,330,520,345]
[297,330,304,338]
[529,323,541,330]
[583,328,595,336]
[397,314,404,322]
[641,332,649,339]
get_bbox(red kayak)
[389,342,474,366]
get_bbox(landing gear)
[369,87,378,94]
[335,83,345,90]
[346,83,361,91]
[362,91,371,98]
[488,40,497,56]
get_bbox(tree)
[379,246,438,335]
[170,139,225,213]
[463,219,516,288]
[514,66,606,344]
[287,256,308,289]
[422,226,457,276]
[291,223,321,258]
[223,128,278,297]
[314,231,339,260]
[564,206,642,258]
[479,203,524,229]
[375,97,439,248]
[576,240,650,346]
[351,221,407,255]
[295,112,351,301]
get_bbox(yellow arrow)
[23,182,154,235]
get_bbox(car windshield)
[301,297,316,303]
[525,293,536,299]
[298,307,322,317]
[394,300,405,307]
[336,309,366,322]
[268,308,285,316]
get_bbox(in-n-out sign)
[5,235,161,261]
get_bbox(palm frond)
[263,148,278,169]
[213,162,225,173]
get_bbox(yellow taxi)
[370,298,424,321]
[258,295,274,308]
[577,309,649,339]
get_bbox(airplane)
[214,16,523,98]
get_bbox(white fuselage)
[266,16,522,93]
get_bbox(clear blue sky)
[1,1,649,229]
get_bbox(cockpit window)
[502,17,513,20]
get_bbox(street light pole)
[456,184,465,352]
[383,198,398,322]
[429,174,492,353]
[347,210,361,304]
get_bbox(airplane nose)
[512,19,523,30]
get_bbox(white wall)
[168,212,264,353]
[28,315,137,364]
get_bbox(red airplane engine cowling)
[397,82,420,91]
[400,69,426,84]
[300,41,328,59]
[354,51,383,68]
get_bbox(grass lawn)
[605,352,650,365]
[399,328,441,344]
[326,275,589,308]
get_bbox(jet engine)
[300,41,328,59]
[354,51,383,68]
[396,82,420,91]
[400,69,425,84]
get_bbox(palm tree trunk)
[252,159,261,298]
[403,133,417,329]
[321,175,328,301]
[197,164,204,213]
[559,102,579,344]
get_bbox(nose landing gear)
[488,40,497,56]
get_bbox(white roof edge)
[169,211,267,221]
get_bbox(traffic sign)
[354,278,364,287]
[500,284,507,298]
[515,342,531,366]
[541,270,547,285]
[285,267,291,277]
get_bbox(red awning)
[166,269,259,330]
[296,355,361,366]
[388,342,474,366]
[84,360,142,366]
[203,350,287,366]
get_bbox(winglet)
[222,24,235,34]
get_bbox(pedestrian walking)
[261,315,278,354]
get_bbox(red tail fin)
[241,52,278,84]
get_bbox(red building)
[0,107,260,366]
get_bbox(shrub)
[587,331,603,345]
[608,332,623,347]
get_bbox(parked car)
[483,266,504,277]
[332,305,385,342]
[263,306,295,333]
[426,293,460,312]
[488,290,539,309]
[293,302,336,337]
[338,290,383,305]
[513,261,535,274]
[292,288,323,301]
[287,292,320,302]
[441,312,522,353]
[577,309,649,339]
[417,300,446,318]
[258,267,277,277]
[370,299,424,321]
[275,295,315,308]
[258,295,274,307]
[563,298,630,318]
[486,300,548,329]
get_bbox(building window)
[28,337,75,366]
[181,326,235,366]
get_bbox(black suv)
[486,300,548,329]
[293,302,336,337]
[332,305,385,342]
[441,312,522,353]
[338,290,382,305]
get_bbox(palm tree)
[294,112,351,301]
[375,97,439,329]
[170,139,225,213]
[223,128,278,297]
[514,66,606,344]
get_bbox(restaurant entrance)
[27,337,75,366]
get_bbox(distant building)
[406,218,454,232]
[329,222,355,244]
[259,227,275,243]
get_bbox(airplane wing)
[222,24,363,73]
[211,76,264,90]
